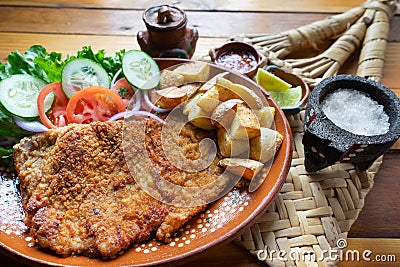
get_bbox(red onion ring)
[110,68,122,89]
[13,116,49,132]
[131,90,142,111]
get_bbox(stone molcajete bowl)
[302,74,400,172]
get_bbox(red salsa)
[216,50,257,73]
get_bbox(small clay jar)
[137,5,199,59]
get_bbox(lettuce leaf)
[0,105,31,138]
[0,146,13,169]
[0,45,124,84]
[33,51,65,82]
[0,63,6,80]
[0,108,25,167]
[96,48,126,79]
[68,46,125,80]
[0,146,13,158]
[1,45,49,82]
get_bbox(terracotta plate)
[0,58,292,266]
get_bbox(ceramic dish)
[265,66,310,116]
[0,58,292,267]
[209,41,264,78]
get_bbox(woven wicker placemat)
[234,110,382,266]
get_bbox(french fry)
[183,92,203,115]
[199,72,228,92]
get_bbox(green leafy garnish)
[0,44,126,167]
[1,45,50,82]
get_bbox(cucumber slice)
[0,74,52,118]
[122,50,160,90]
[62,58,110,98]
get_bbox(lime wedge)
[256,68,292,91]
[269,86,302,108]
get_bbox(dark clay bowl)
[302,74,400,172]
[209,41,264,78]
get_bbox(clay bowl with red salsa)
[209,41,264,78]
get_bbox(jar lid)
[143,5,187,31]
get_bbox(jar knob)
[157,5,174,24]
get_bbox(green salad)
[0,45,126,166]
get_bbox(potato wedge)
[211,99,243,128]
[155,86,183,109]
[215,77,240,101]
[188,104,215,130]
[174,61,210,83]
[230,103,261,140]
[249,127,283,163]
[159,69,185,89]
[155,83,201,109]
[217,128,249,157]
[218,84,241,102]
[216,77,263,109]
[183,92,203,115]
[181,82,201,97]
[254,106,276,128]
[215,76,233,89]
[219,158,264,180]
[195,85,221,113]
[199,72,228,92]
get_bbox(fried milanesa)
[13,119,226,257]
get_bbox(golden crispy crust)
[13,119,224,257]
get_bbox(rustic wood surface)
[0,1,399,266]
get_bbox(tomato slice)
[66,86,126,124]
[111,78,135,107]
[37,82,69,129]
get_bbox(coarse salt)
[321,89,390,136]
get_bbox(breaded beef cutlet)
[13,119,227,257]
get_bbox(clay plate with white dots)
[0,59,292,266]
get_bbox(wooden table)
[0,1,399,266]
